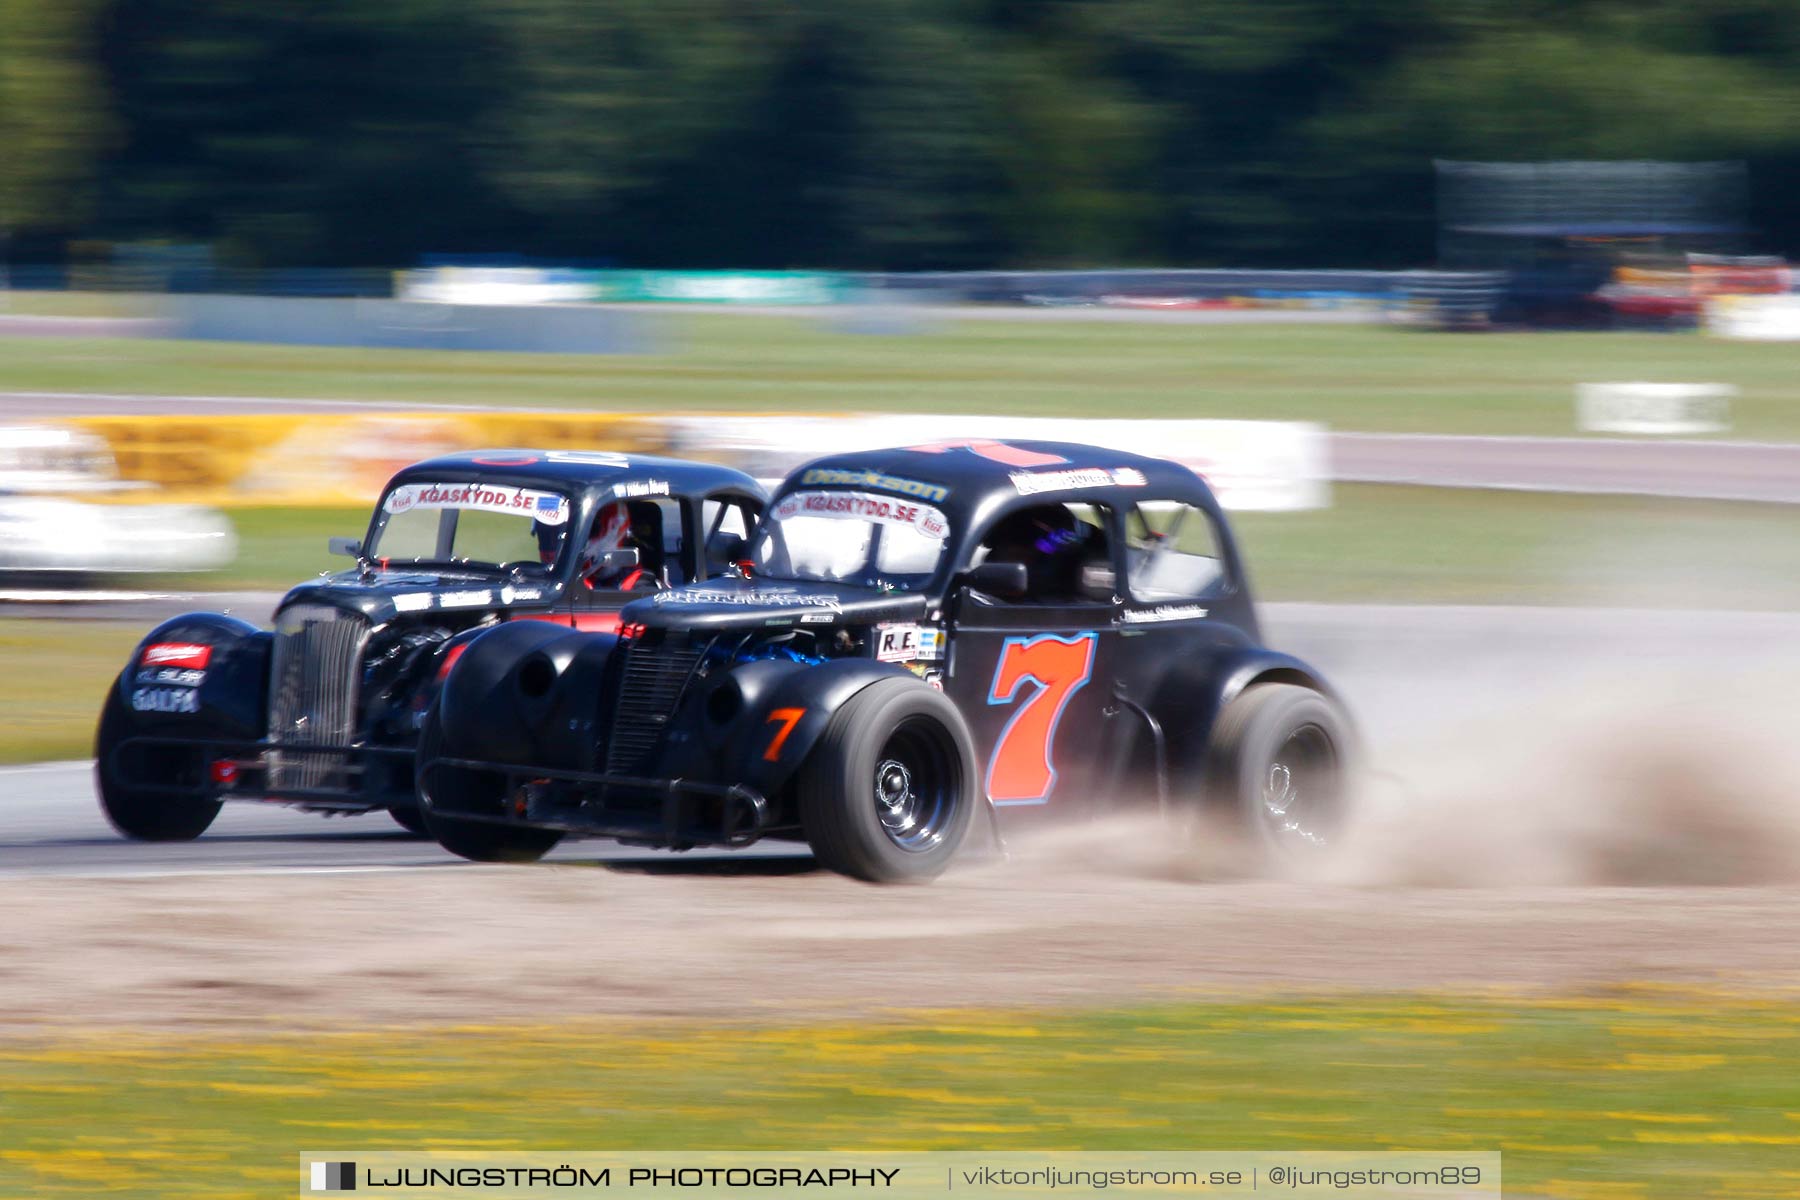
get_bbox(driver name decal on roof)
[545,450,631,467]
[1009,467,1148,496]
[773,490,949,540]
[798,467,949,504]
[383,482,571,525]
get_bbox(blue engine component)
[707,634,827,669]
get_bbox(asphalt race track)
[1333,432,1800,503]
[0,762,803,878]
[8,603,1797,879]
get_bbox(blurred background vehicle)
[0,425,233,578]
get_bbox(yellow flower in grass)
[206,1080,326,1097]
[1605,1053,1729,1071]
[1397,1020,1502,1034]
[1615,1023,1796,1041]
[4,1148,144,1185]
[1540,1181,1646,1199]
[849,1086,1017,1105]
[1076,1115,1174,1129]
[1631,1131,1800,1145]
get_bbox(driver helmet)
[987,505,1085,564]
[984,505,1093,595]
[578,500,633,583]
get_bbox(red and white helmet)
[578,501,632,578]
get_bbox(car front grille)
[604,639,703,776]
[267,604,371,792]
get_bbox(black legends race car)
[95,449,765,840]
[417,440,1352,881]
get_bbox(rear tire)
[94,683,223,842]
[1206,682,1352,867]
[798,678,976,883]
[415,705,562,863]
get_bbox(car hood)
[278,569,560,624]
[623,578,927,633]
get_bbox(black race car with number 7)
[417,439,1353,881]
[95,449,765,841]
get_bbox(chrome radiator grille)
[267,604,371,791]
[605,640,703,775]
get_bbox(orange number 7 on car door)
[984,632,1097,805]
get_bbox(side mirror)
[963,560,1029,598]
[328,537,362,558]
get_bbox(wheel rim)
[872,716,959,852]
[1261,722,1341,849]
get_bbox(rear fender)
[116,613,271,740]
[1150,647,1341,789]
[712,659,915,797]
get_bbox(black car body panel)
[421,440,1347,855]
[98,450,766,821]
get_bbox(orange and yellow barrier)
[67,413,673,506]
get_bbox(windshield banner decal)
[383,482,570,526]
[772,490,949,541]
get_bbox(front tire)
[415,705,562,863]
[94,683,223,841]
[798,678,977,883]
[1207,682,1352,866]
[388,804,429,836]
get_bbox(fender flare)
[1219,650,1340,709]
[114,612,271,740]
[1148,647,1344,788]
[715,658,920,797]
[435,620,621,769]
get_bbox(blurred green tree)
[5,0,1800,268]
[89,0,515,266]
[0,0,110,233]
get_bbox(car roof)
[779,440,1213,514]
[388,449,763,498]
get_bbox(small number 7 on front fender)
[761,707,805,761]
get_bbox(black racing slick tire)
[94,683,223,842]
[798,678,977,883]
[415,705,562,864]
[1206,682,1352,867]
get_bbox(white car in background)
[0,426,235,577]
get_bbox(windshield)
[752,489,950,591]
[367,481,573,572]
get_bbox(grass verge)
[0,621,145,763]
[1,992,1795,1198]
[3,315,1800,437]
